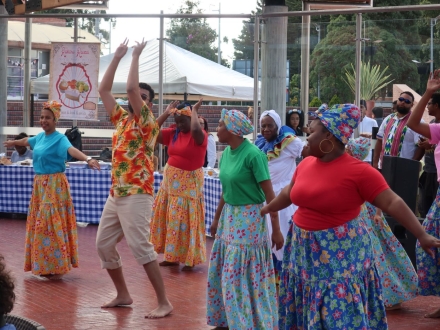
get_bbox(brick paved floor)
[1,218,440,330]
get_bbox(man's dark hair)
[432,93,440,107]
[372,107,383,119]
[401,91,415,102]
[15,132,28,140]
[139,83,155,101]
[0,255,15,317]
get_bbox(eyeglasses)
[398,97,412,104]
[288,109,302,114]
[141,93,149,101]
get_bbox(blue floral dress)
[417,186,440,296]
[279,210,388,329]
[362,203,418,306]
[206,203,278,329]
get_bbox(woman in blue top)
[3,101,100,280]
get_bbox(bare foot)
[48,274,64,280]
[181,265,194,271]
[159,261,179,266]
[101,296,134,308]
[385,303,402,311]
[145,303,173,319]
[425,307,440,318]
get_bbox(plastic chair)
[4,315,45,330]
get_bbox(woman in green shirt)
[206,109,283,330]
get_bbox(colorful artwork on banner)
[49,43,100,121]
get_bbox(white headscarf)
[259,110,282,134]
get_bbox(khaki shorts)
[96,194,157,269]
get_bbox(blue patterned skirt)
[362,203,418,306]
[206,203,278,329]
[279,218,388,330]
[417,185,440,296]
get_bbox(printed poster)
[49,42,100,121]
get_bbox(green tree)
[232,1,263,60]
[328,94,341,107]
[167,1,227,65]
[309,96,322,107]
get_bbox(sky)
[105,0,259,62]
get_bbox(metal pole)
[0,5,7,152]
[252,16,260,142]
[23,17,32,127]
[316,24,320,101]
[158,10,164,171]
[218,3,221,65]
[431,18,435,74]
[354,12,362,138]
[300,2,310,126]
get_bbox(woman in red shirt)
[151,100,208,270]
[262,104,440,329]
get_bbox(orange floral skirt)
[151,165,206,266]
[24,173,79,275]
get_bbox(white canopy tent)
[31,38,259,101]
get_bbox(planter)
[366,100,375,118]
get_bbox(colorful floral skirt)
[362,202,418,306]
[25,173,79,275]
[279,218,388,330]
[151,164,206,267]
[206,203,278,329]
[416,186,440,296]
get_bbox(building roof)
[8,21,100,46]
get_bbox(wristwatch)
[86,156,92,163]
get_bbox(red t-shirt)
[290,153,389,230]
[162,127,208,171]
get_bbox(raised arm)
[98,39,129,116]
[407,69,440,139]
[157,101,179,128]
[127,39,147,118]
[191,99,206,145]
[3,137,29,148]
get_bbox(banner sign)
[49,42,100,121]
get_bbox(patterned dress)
[206,203,278,329]
[416,185,440,296]
[362,203,418,306]
[279,213,388,330]
[151,164,206,266]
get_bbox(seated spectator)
[372,106,384,127]
[10,133,32,163]
[199,115,217,168]
[0,255,16,330]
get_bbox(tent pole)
[184,93,188,102]
[252,15,260,142]
[158,10,164,171]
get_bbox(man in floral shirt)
[96,39,172,318]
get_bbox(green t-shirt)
[219,139,270,205]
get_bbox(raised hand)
[426,69,440,92]
[114,38,129,59]
[132,38,147,57]
[3,140,15,148]
[193,98,203,112]
[165,100,179,114]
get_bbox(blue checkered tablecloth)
[0,166,221,234]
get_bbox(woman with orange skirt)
[151,99,208,270]
[3,101,100,279]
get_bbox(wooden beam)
[39,0,86,11]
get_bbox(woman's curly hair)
[0,255,15,315]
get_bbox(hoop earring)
[319,139,334,154]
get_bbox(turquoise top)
[28,131,72,174]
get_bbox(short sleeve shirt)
[110,103,159,197]
[28,131,72,174]
[219,139,270,205]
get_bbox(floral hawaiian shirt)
[110,103,159,197]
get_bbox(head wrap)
[346,137,371,161]
[43,100,62,122]
[260,110,282,134]
[221,109,254,137]
[170,102,192,117]
[316,103,328,114]
[317,103,361,145]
